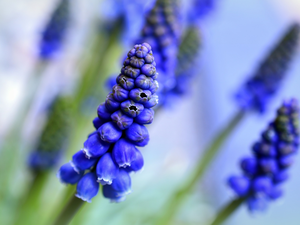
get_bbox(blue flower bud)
[252,142,276,157]
[72,150,99,171]
[259,158,278,174]
[111,169,131,195]
[57,162,83,185]
[88,131,98,138]
[83,132,110,158]
[76,172,99,203]
[144,53,154,64]
[247,196,268,212]
[125,148,144,173]
[105,93,120,112]
[240,157,257,176]
[121,100,144,118]
[129,88,152,105]
[135,75,153,89]
[98,122,123,143]
[149,80,159,94]
[278,142,296,155]
[116,74,135,90]
[273,170,289,184]
[97,103,112,120]
[135,43,151,58]
[103,184,126,203]
[93,117,105,129]
[135,108,154,124]
[122,66,140,79]
[228,176,250,197]
[268,186,283,200]
[279,154,295,168]
[143,94,158,108]
[96,153,119,185]
[130,56,145,68]
[112,138,137,168]
[262,128,278,143]
[252,177,272,196]
[125,123,149,147]
[111,110,134,130]
[141,64,157,77]
[112,85,129,102]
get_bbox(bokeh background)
[0,0,300,224]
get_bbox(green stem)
[156,110,246,225]
[52,195,85,225]
[209,198,245,225]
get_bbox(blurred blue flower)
[228,99,299,212]
[39,0,70,59]
[58,43,159,202]
[235,24,300,113]
[28,96,73,171]
[188,0,215,23]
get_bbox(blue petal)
[83,132,111,158]
[72,150,99,171]
[125,148,144,173]
[57,162,83,185]
[111,169,131,195]
[96,153,119,185]
[125,123,149,146]
[227,176,250,197]
[76,172,99,203]
[112,138,137,167]
[98,122,123,143]
[102,185,126,203]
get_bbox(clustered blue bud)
[39,0,70,59]
[58,43,158,202]
[228,99,299,212]
[137,0,180,107]
[235,24,300,113]
[28,96,73,171]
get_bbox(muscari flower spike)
[58,43,158,202]
[228,99,299,212]
[39,0,70,59]
[236,24,300,113]
[29,96,73,171]
[136,0,181,107]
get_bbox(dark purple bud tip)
[57,162,83,185]
[72,150,99,171]
[121,100,144,118]
[111,110,134,130]
[252,177,273,196]
[129,89,152,104]
[117,74,135,90]
[228,176,250,197]
[259,158,278,174]
[112,138,137,168]
[143,94,158,108]
[83,132,110,158]
[96,153,119,185]
[93,117,105,130]
[125,148,144,173]
[103,184,126,203]
[125,123,149,147]
[97,103,111,120]
[111,169,131,195]
[130,56,145,68]
[112,85,129,102]
[135,75,153,90]
[98,122,123,143]
[105,93,120,112]
[76,172,99,203]
[141,64,156,77]
[135,108,154,124]
[240,157,257,176]
[122,66,140,79]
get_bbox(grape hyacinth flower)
[39,0,70,59]
[236,24,300,113]
[28,96,73,171]
[188,0,215,22]
[137,0,180,107]
[58,43,158,202]
[228,99,299,212]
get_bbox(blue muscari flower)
[235,24,300,113]
[188,0,215,23]
[28,96,73,171]
[228,99,299,212]
[136,0,181,107]
[39,0,70,59]
[58,43,159,202]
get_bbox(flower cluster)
[137,0,180,107]
[58,43,159,202]
[39,0,70,59]
[235,24,300,113]
[228,99,299,211]
[29,96,73,171]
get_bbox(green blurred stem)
[52,195,85,225]
[156,110,246,225]
[13,172,49,225]
[209,198,245,225]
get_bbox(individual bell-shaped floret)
[76,172,99,203]
[57,162,83,185]
[96,153,119,185]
